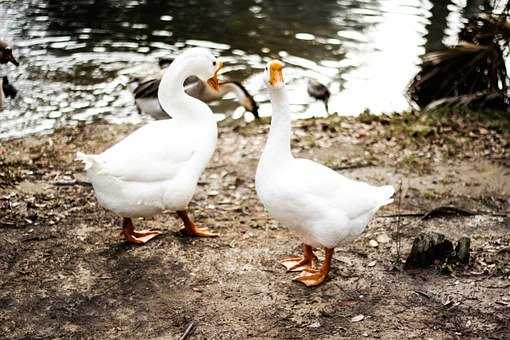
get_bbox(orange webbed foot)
[292,247,334,287]
[180,226,219,237]
[280,244,317,272]
[293,268,329,287]
[177,210,219,238]
[280,255,317,272]
[121,218,161,244]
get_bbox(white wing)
[291,159,394,219]
[95,120,194,182]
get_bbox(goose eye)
[212,61,216,66]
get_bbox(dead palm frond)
[426,90,510,111]
[408,12,510,111]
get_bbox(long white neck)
[261,86,293,163]
[158,57,212,122]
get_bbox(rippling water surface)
[0,0,487,139]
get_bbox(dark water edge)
[0,0,495,139]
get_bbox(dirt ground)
[1,113,509,339]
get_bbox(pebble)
[369,240,379,247]
[351,314,364,322]
[376,233,391,243]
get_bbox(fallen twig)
[422,206,476,220]
[380,212,424,218]
[380,206,508,219]
[413,290,431,299]
[179,321,196,340]
[53,180,92,187]
[483,284,510,289]
[331,162,373,170]
[1,236,15,245]
[206,163,227,170]
[261,268,276,273]
[0,220,17,228]
[395,181,403,261]
[22,235,57,242]
[497,247,510,254]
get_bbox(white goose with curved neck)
[77,48,218,218]
[158,55,216,125]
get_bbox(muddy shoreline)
[1,113,509,338]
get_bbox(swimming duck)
[307,78,330,111]
[131,60,259,120]
[256,60,394,286]
[0,40,19,66]
[77,48,222,244]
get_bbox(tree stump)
[404,232,471,269]
[455,236,470,264]
[404,232,453,269]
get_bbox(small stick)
[379,212,424,218]
[395,181,403,261]
[413,290,431,299]
[332,163,373,170]
[179,321,196,340]
[52,180,92,187]
[380,208,508,219]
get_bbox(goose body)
[77,48,222,243]
[78,118,216,217]
[257,157,394,248]
[132,62,258,120]
[256,60,394,286]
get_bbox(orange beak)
[268,60,284,87]
[207,60,223,91]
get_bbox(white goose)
[77,48,222,244]
[256,60,395,286]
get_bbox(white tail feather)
[378,185,396,206]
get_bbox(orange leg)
[280,244,317,272]
[177,210,218,237]
[120,218,161,244]
[294,247,334,287]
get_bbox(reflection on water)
[0,0,486,139]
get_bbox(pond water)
[0,0,490,139]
